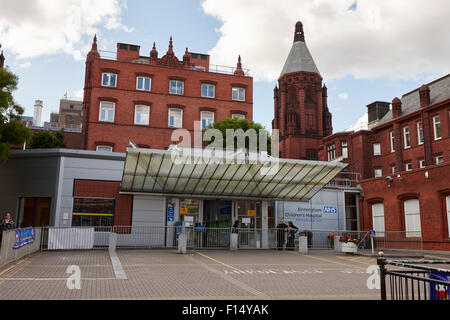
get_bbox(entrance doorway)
[236,200,261,248]
[203,200,232,228]
[17,197,52,228]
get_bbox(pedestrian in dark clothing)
[276,219,288,250]
[286,221,298,250]
[0,212,15,246]
[232,220,239,234]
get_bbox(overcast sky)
[1,0,449,132]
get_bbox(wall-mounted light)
[425,171,429,179]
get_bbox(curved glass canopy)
[120,148,347,202]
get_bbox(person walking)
[286,221,298,250]
[276,219,288,250]
[0,212,15,246]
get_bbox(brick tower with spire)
[273,22,332,160]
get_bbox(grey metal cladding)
[280,41,320,77]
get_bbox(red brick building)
[82,36,253,152]
[274,22,450,250]
[273,22,332,160]
[317,75,450,250]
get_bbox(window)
[374,168,382,178]
[446,196,450,237]
[341,141,348,159]
[168,108,183,128]
[436,155,444,165]
[232,87,245,101]
[392,166,396,174]
[419,159,425,168]
[373,143,381,156]
[417,122,423,145]
[390,131,395,153]
[102,73,117,87]
[372,203,385,236]
[404,199,421,237]
[232,114,245,120]
[99,101,115,122]
[135,105,150,125]
[406,162,412,171]
[403,126,410,149]
[96,145,113,152]
[72,198,114,227]
[433,115,441,140]
[201,84,215,98]
[169,80,184,95]
[327,144,336,161]
[201,111,214,129]
[136,77,151,91]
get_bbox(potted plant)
[339,237,360,254]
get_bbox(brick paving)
[0,249,392,300]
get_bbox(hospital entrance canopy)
[120,148,347,202]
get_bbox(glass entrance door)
[236,200,261,248]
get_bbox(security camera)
[385,176,393,182]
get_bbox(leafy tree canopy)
[203,118,272,154]
[28,129,67,149]
[0,67,32,163]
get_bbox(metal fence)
[38,226,423,253]
[377,252,450,300]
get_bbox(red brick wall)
[360,163,450,251]
[84,52,253,152]
[73,179,132,226]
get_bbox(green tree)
[28,129,67,149]
[0,67,32,163]
[203,118,272,154]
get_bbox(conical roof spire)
[87,34,100,59]
[280,22,320,77]
[234,55,245,76]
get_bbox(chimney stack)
[33,100,43,127]
[392,97,402,119]
[419,84,430,108]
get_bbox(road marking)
[0,277,116,281]
[109,249,127,280]
[186,254,271,299]
[0,256,31,277]
[193,250,240,271]
[286,251,367,270]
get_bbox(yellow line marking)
[286,251,367,270]
[0,256,31,277]
[193,251,240,271]
[336,256,374,266]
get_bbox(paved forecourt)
[0,249,387,300]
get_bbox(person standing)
[0,212,15,245]
[286,221,298,250]
[276,219,288,250]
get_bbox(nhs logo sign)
[323,206,337,214]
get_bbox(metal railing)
[377,252,450,300]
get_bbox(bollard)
[230,233,238,251]
[109,232,117,252]
[334,235,342,253]
[298,236,308,254]
[178,233,187,254]
[377,251,387,300]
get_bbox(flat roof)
[120,148,347,201]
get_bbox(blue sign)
[13,228,35,250]
[429,273,450,300]
[323,206,337,214]
[369,230,376,237]
[167,205,175,222]
[176,221,183,240]
[195,225,205,233]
